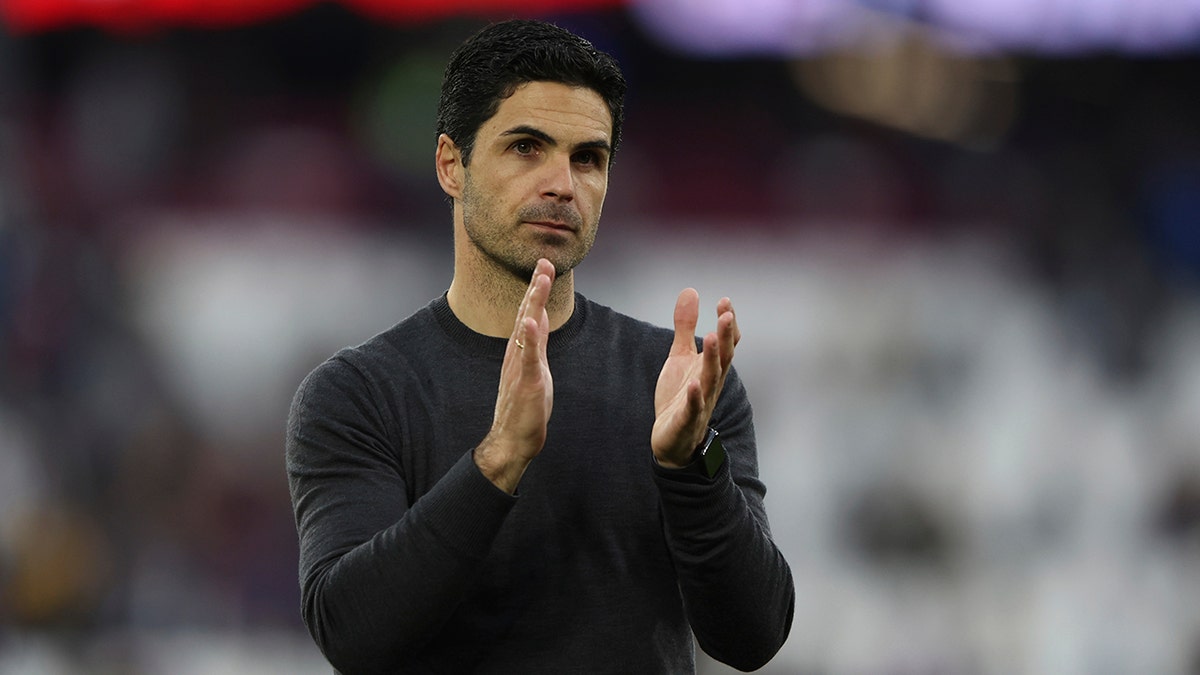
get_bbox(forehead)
[483,81,612,142]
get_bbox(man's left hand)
[651,289,740,468]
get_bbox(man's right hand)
[474,258,556,493]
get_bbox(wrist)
[653,428,706,468]
[473,434,533,494]
[654,428,726,478]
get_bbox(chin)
[486,241,591,283]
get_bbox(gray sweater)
[286,293,794,674]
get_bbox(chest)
[396,349,661,501]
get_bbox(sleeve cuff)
[413,450,518,560]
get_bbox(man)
[286,19,794,674]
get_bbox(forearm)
[295,451,516,673]
[654,463,795,671]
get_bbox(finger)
[520,316,542,363]
[538,257,556,284]
[532,275,552,358]
[717,297,741,344]
[512,281,534,343]
[512,259,555,345]
[716,310,737,371]
[528,264,552,318]
[519,271,552,350]
[671,288,700,355]
[527,259,554,316]
[700,331,723,396]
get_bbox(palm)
[652,348,704,456]
[476,258,557,493]
[650,289,740,466]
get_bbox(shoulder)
[293,300,443,404]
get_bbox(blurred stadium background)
[2,0,1200,673]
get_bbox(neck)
[447,254,577,338]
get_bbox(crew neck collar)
[430,291,588,358]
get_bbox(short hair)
[436,19,626,167]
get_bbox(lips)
[526,220,574,232]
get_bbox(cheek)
[579,172,608,201]
[590,192,607,217]
[488,172,536,208]
[464,173,513,216]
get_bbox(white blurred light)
[125,216,448,446]
[926,0,1200,52]
[630,0,1200,55]
[630,0,866,55]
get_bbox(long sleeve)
[285,296,793,673]
[285,355,516,674]
[653,368,795,671]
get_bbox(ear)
[435,133,465,200]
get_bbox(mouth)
[526,220,575,233]
[519,204,583,234]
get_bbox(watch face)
[699,430,726,478]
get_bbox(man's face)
[458,81,612,280]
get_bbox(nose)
[540,155,575,202]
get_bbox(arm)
[286,259,557,673]
[286,358,516,673]
[651,290,795,671]
[654,372,795,671]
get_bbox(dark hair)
[436,19,626,167]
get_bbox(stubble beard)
[460,175,599,284]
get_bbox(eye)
[512,140,536,155]
[573,150,601,167]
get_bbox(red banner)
[343,0,623,22]
[0,0,624,33]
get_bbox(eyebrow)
[501,125,612,156]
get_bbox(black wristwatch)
[690,427,726,478]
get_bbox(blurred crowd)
[1,5,1200,673]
